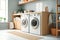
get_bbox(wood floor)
[8,31,42,40]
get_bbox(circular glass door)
[31,17,39,29]
[22,18,28,28]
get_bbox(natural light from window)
[0,0,8,22]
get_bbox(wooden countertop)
[12,12,51,16]
[12,12,41,15]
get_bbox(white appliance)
[30,13,40,35]
[21,14,30,33]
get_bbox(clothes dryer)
[30,13,41,35]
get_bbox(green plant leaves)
[0,17,6,21]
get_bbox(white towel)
[49,14,52,25]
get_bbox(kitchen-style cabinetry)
[12,12,50,35]
[41,12,50,35]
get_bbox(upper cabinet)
[18,0,35,6]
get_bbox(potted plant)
[17,6,24,13]
[50,23,56,36]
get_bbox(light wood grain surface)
[9,31,43,40]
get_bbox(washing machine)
[30,13,41,35]
[21,14,30,33]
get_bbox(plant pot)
[24,0,28,2]
[51,28,56,36]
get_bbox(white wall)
[8,0,19,22]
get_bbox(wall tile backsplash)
[24,0,57,13]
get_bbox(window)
[0,0,8,22]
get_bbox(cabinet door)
[41,12,50,35]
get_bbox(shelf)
[56,0,60,37]
[57,20,60,22]
[12,14,21,18]
[57,29,60,31]
[57,5,60,7]
[18,0,35,5]
[57,12,60,14]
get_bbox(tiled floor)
[0,30,28,40]
[40,35,60,40]
[8,30,60,40]
[0,30,60,40]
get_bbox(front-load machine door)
[21,14,30,33]
[31,17,39,29]
[30,16,40,35]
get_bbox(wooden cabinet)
[41,12,50,35]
